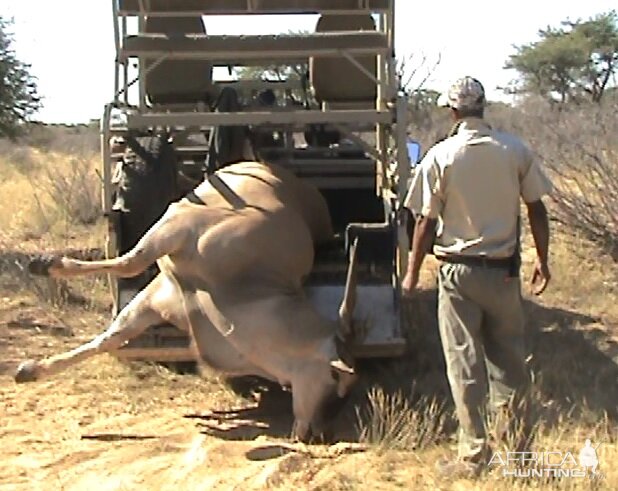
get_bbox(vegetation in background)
[0,16,41,138]
[516,99,618,258]
[505,10,618,103]
[234,29,310,103]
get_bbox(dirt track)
[0,290,380,491]
[0,247,441,491]
[2,250,617,490]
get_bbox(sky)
[3,0,616,124]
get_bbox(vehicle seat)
[309,14,377,108]
[144,16,214,106]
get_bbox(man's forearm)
[527,200,550,264]
[407,216,437,277]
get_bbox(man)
[402,76,552,476]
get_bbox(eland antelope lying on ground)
[16,160,358,442]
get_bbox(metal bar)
[119,33,390,62]
[282,158,374,170]
[375,13,387,197]
[100,103,118,313]
[333,126,381,161]
[341,51,379,84]
[122,45,389,62]
[116,55,167,99]
[387,56,397,100]
[100,104,113,215]
[117,0,392,16]
[395,94,410,280]
[395,95,410,202]
[122,15,129,104]
[137,8,146,108]
[112,0,120,103]
[217,79,301,90]
[126,109,393,128]
[376,13,384,101]
[388,0,395,55]
[387,0,397,99]
[118,9,389,16]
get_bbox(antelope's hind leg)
[28,204,188,279]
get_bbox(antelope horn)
[338,237,359,340]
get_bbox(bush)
[40,154,101,226]
[511,98,618,259]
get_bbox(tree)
[397,52,441,96]
[505,10,618,103]
[0,17,41,138]
[570,11,618,102]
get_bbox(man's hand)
[402,270,419,297]
[403,215,437,299]
[526,200,551,296]
[531,258,551,295]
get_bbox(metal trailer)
[101,0,415,364]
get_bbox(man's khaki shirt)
[404,118,552,258]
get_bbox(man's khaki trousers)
[437,262,531,461]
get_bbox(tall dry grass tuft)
[356,386,449,453]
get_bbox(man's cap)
[437,76,486,110]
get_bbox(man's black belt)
[437,255,513,269]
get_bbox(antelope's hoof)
[28,255,60,277]
[15,360,39,383]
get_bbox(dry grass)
[356,387,448,453]
[0,142,108,311]
[0,144,103,246]
[285,229,617,490]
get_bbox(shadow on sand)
[185,379,294,441]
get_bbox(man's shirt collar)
[456,117,492,135]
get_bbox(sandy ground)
[0,282,379,491]
[1,251,617,491]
